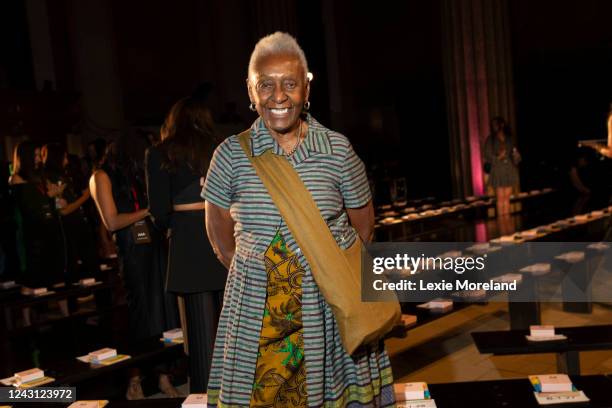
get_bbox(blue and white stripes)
[203,115,395,407]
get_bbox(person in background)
[607,103,612,153]
[146,96,227,393]
[85,138,107,174]
[484,117,520,216]
[66,154,89,201]
[141,129,160,146]
[569,147,596,196]
[42,144,97,286]
[89,137,179,399]
[9,141,67,325]
[83,138,116,259]
[0,159,19,281]
[33,145,42,171]
[41,143,65,182]
[586,104,612,159]
[578,105,612,207]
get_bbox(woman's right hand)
[512,148,521,164]
[582,142,612,158]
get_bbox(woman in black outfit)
[145,96,227,393]
[9,141,66,324]
[42,144,97,285]
[90,137,179,399]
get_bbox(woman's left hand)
[56,198,68,209]
[46,181,65,197]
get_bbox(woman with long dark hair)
[145,96,227,393]
[90,136,179,399]
[9,141,66,325]
[85,138,107,174]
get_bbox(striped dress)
[202,115,396,407]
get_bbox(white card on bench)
[554,251,585,263]
[519,263,551,276]
[533,391,589,405]
[68,401,109,407]
[183,393,207,407]
[396,400,437,408]
[530,325,555,337]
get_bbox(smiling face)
[248,53,309,135]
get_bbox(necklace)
[284,120,303,157]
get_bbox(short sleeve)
[202,138,234,209]
[340,142,372,208]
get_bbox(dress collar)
[248,114,333,164]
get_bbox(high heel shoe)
[158,373,180,397]
[126,375,144,400]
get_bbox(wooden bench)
[0,281,115,332]
[2,335,184,403]
[472,324,612,375]
[45,337,184,387]
[10,374,612,407]
[375,188,558,241]
[428,374,612,408]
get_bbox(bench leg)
[508,274,541,330]
[556,351,580,375]
[561,259,592,314]
[508,302,540,330]
[0,305,14,378]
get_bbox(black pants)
[118,230,179,341]
[183,290,223,393]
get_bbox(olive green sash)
[238,130,400,355]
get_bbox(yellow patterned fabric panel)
[250,229,307,408]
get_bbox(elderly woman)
[204,32,395,407]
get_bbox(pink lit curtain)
[442,0,516,197]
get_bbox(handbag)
[131,219,152,244]
[238,130,401,355]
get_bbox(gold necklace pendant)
[285,121,303,157]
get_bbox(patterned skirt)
[207,228,396,407]
[250,229,308,407]
[489,159,519,188]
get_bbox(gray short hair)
[248,32,309,81]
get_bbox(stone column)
[68,0,123,134]
[24,0,56,91]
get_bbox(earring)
[304,101,310,111]
[249,102,257,112]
